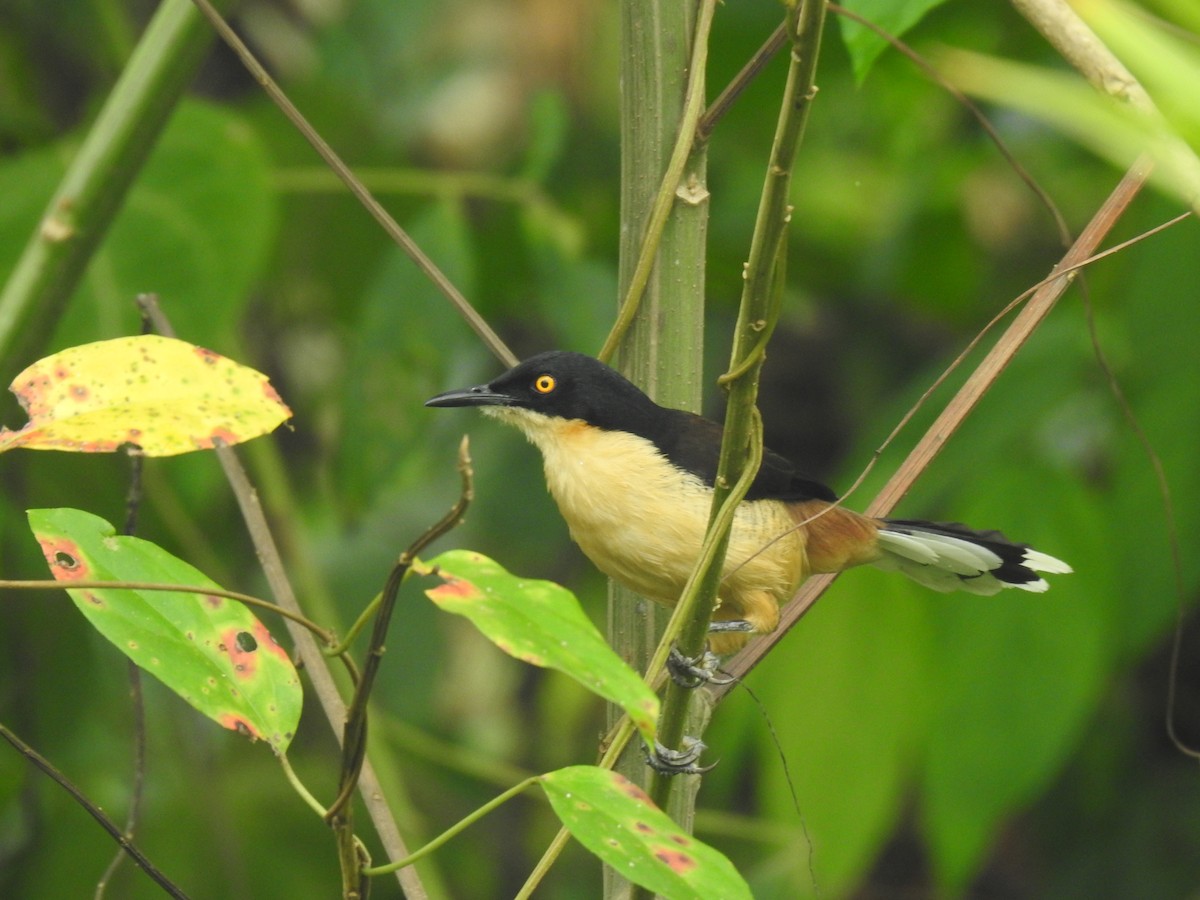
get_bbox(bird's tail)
[872,519,1072,595]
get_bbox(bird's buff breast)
[490,408,805,605]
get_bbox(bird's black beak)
[425,383,514,408]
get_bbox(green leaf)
[837,0,950,83]
[918,467,1113,889]
[540,766,752,900]
[742,571,933,893]
[421,550,659,742]
[0,99,277,350]
[28,507,302,753]
[0,335,292,456]
[944,50,1197,205]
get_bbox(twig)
[645,0,829,822]
[324,438,471,892]
[697,23,789,143]
[327,437,474,821]
[714,157,1154,695]
[0,722,190,900]
[93,659,146,900]
[138,295,426,897]
[187,0,517,368]
[95,468,151,900]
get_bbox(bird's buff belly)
[567,489,805,610]
[525,418,806,611]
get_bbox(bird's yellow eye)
[534,374,556,394]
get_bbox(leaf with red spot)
[27,507,301,753]
[420,550,659,743]
[0,334,291,456]
[540,766,752,900]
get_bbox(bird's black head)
[425,351,660,431]
[428,350,839,502]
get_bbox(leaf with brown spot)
[540,766,751,899]
[420,550,659,743]
[28,507,301,753]
[0,335,291,457]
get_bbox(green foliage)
[541,766,752,899]
[837,0,950,82]
[27,507,301,754]
[946,0,1200,210]
[421,549,659,743]
[1,0,1197,897]
[0,100,277,350]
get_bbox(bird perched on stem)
[427,351,1071,654]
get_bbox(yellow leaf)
[0,335,292,457]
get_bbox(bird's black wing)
[753,444,838,502]
[653,410,837,503]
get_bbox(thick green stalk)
[599,0,716,366]
[0,0,235,368]
[646,0,829,814]
[606,0,711,896]
[607,0,710,745]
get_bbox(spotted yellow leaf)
[0,335,291,456]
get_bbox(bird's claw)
[644,737,717,776]
[667,647,734,687]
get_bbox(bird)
[426,350,1072,654]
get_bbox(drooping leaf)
[837,0,951,83]
[540,766,752,900]
[420,550,659,742]
[28,507,302,753]
[944,42,1200,210]
[0,334,291,456]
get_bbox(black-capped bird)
[427,351,1071,654]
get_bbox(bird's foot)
[667,646,734,688]
[644,737,716,776]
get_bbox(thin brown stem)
[1,722,190,900]
[187,0,516,368]
[714,158,1155,696]
[138,294,425,897]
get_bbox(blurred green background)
[1,1,1197,897]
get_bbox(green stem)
[597,0,718,365]
[0,578,334,643]
[326,590,384,657]
[278,752,328,820]
[644,417,764,814]
[515,825,573,900]
[603,6,713,896]
[513,440,761,896]
[646,0,829,814]
[273,166,556,206]
[189,0,517,368]
[363,776,542,876]
[0,0,235,368]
